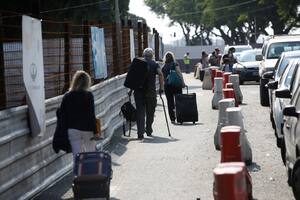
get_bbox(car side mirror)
[275,88,291,98]
[255,55,263,61]
[267,81,278,89]
[283,105,299,118]
[262,71,274,79]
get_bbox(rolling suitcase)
[175,86,198,124]
[72,151,112,200]
[124,57,149,90]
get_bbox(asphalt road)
[34,73,294,200]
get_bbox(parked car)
[268,59,299,164]
[281,59,300,199]
[268,51,300,130]
[223,45,253,60]
[256,35,300,106]
[233,49,261,84]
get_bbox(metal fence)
[0,13,159,110]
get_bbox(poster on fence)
[91,26,108,79]
[22,15,46,137]
[130,29,135,61]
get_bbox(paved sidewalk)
[34,74,294,200]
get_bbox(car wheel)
[292,158,300,200]
[260,78,270,106]
[280,139,286,165]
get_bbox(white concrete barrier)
[212,77,223,109]
[202,68,212,90]
[214,98,235,150]
[226,107,252,165]
[230,74,243,104]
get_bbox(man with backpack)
[133,48,164,139]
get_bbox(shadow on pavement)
[247,162,261,172]
[141,135,179,144]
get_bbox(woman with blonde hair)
[162,51,185,123]
[59,70,99,166]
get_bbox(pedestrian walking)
[134,48,164,139]
[222,47,237,72]
[162,51,185,123]
[183,52,191,73]
[57,70,100,169]
[209,48,221,67]
[200,51,209,69]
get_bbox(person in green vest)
[183,52,190,73]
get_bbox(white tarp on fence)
[22,15,46,137]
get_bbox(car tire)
[260,78,270,106]
[292,158,300,200]
[280,139,286,165]
[270,112,276,129]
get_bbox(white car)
[257,35,300,106]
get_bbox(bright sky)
[128,0,183,44]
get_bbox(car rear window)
[267,42,300,59]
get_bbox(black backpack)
[124,57,149,90]
[120,92,136,137]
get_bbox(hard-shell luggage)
[200,69,205,81]
[72,151,112,200]
[175,86,198,124]
[124,57,149,90]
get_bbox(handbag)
[167,62,182,88]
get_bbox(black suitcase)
[175,86,198,124]
[72,151,112,200]
[124,57,148,90]
[200,69,205,81]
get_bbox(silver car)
[271,59,299,164]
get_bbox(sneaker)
[146,131,152,137]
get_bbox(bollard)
[226,107,252,165]
[216,70,223,78]
[213,162,252,200]
[212,77,223,109]
[214,98,235,150]
[223,88,238,107]
[211,67,219,91]
[202,68,213,90]
[220,126,242,163]
[223,72,232,88]
[225,83,233,89]
[230,74,243,104]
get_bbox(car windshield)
[277,57,295,77]
[267,41,300,59]
[235,47,252,53]
[239,51,258,62]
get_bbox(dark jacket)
[52,108,71,153]
[52,90,96,153]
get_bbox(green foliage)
[145,0,300,45]
[0,0,130,24]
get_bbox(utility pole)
[114,0,123,75]
[254,16,257,43]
